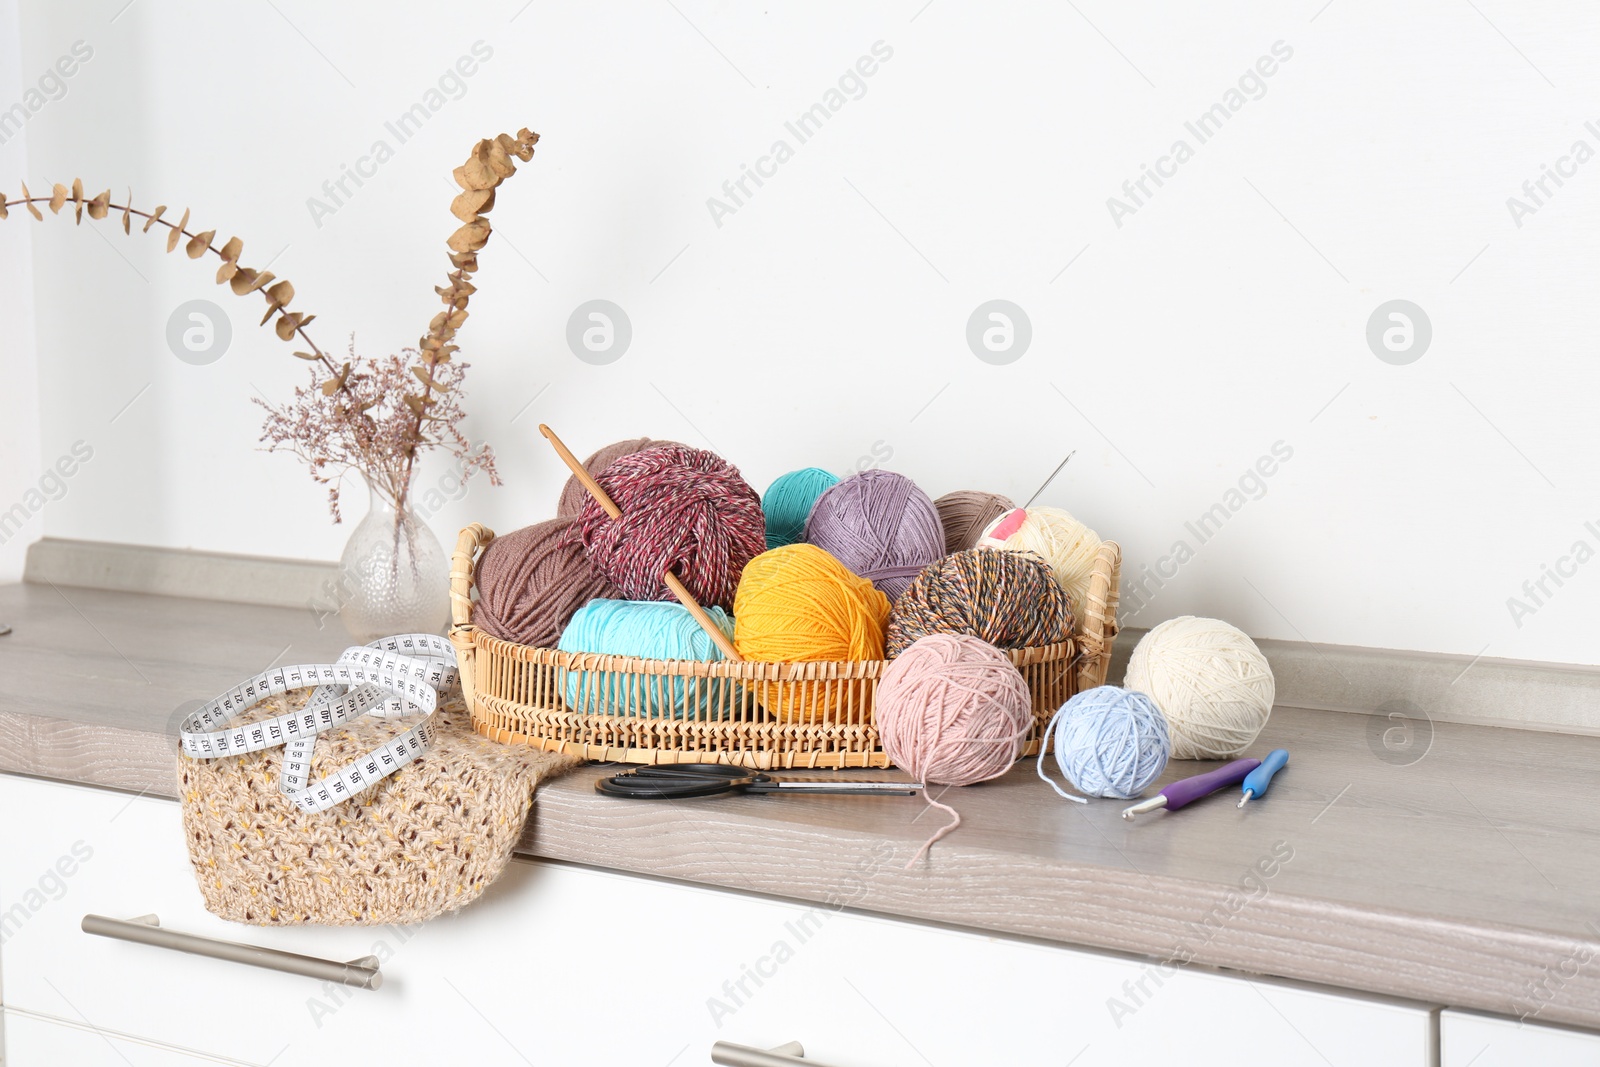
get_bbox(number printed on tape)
[179,633,458,814]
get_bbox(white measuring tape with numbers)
[178,633,459,814]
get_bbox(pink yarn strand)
[876,634,1034,867]
[906,786,962,869]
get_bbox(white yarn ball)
[1124,616,1274,760]
[978,506,1102,614]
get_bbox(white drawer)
[1442,1008,1600,1066]
[1,1008,244,1066]
[0,772,1437,1066]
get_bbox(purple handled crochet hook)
[1121,758,1261,820]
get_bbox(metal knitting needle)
[1238,748,1290,808]
[1122,758,1260,820]
[1023,451,1076,508]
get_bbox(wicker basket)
[448,523,1121,769]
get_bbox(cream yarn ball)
[977,506,1103,613]
[1124,616,1274,760]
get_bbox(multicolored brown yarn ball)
[567,444,765,609]
[934,490,1016,554]
[887,548,1074,658]
[557,437,683,519]
[474,517,621,648]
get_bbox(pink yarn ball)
[875,633,1032,786]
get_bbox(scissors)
[596,763,922,799]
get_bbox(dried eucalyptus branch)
[10,128,537,522]
[399,128,539,487]
[0,180,351,395]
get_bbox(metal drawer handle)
[82,914,382,990]
[712,1041,834,1066]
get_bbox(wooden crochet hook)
[539,424,744,662]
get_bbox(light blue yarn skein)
[1036,685,1171,802]
[762,467,841,549]
[558,599,736,718]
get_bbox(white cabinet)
[0,772,1438,1066]
[1442,1008,1600,1066]
[1,1009,238,1067]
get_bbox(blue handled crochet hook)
[1237,748,1289,808]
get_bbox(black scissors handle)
[595,764,768,799]
[595,763,921,799]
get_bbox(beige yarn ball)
[1124,616,1274,760]
[978,506,1103,613]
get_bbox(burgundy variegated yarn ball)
[567,444,765,609]
[557,437,683,519]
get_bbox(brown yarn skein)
[473,518,620,648]
[934,490,1016,554]
[556,437,683,519]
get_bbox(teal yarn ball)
[558,599,736,718]
[1036,685,1171,801]
[762,467,840,549]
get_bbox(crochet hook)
[1238,748,1289,808]
[1121,758,1260,820]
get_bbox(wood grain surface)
[2,581,1598,1029]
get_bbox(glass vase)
[337,477,450,644]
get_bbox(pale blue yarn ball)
[762,467,841,549]
[558,599,736,718]
[1048,685,1171,799]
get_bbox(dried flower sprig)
[399,128,539,489]
[255,342,498,522]
[0,179,347,391]
[8,126,538,522]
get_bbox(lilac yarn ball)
[802,470,944,600]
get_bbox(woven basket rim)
[459,624,1078,675]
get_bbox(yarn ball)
[1039,686,1170,800]
[886,549,1074,658]
[803,469,944,600]
[558,599,736,718]
[876,633,1033,865]
[978,506,1103,616]
[1124,616,1275,760]
[934,490,1016,554]
[875,634,1033,786]
[568,444,765,609]
[473,518,620,648]
[762,467,841,550]
[733,544,891,721]
[556,437,680,519]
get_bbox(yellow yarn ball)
[978,506,1103,614]
[733,544,891,721]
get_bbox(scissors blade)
[752,781,923,795]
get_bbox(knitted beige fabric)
[178,694,576,926]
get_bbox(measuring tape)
[178,633,459,814]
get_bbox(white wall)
[7,0,1599,665]
[0,0,42,581]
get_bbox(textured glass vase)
[338,478,450,643]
